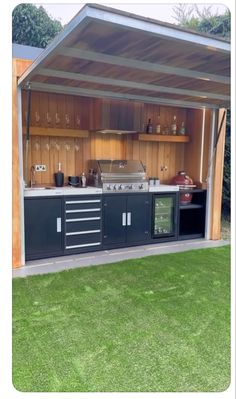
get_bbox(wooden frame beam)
[210,108,227,239]
[37,68,230,102]
[30,81,218,110]
[58,47,230,85]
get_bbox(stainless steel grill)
[88,160,148,193]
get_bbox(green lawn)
[12,246,231,392]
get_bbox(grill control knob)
[113,184,117,190]
[139,183,143,189]
[128,184,133,190]
[118,184,123,190]
[106,184,111,190]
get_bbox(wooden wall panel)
[184,108,204,183]
[41,137,51,183]
[156,142,165,181]
[175,143,185,174]
[57,94,66,129]
[21,92,190,185]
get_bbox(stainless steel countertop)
[24,186,103,197]
[24,184,179,197]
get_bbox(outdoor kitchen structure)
[12,4,230,267]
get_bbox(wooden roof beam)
[58,47,230,85]
[29,81,220,109]
[38,67,230,102]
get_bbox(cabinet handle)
[57,217,61,232]
[122,212,126,226]
[127,212,131,226]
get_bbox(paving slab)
[12,239,230,278]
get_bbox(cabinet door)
[126,194,151,243]
[103,195,127,245]
[152,194,178,238]
[24,198,63,260]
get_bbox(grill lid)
[97,160,145,175]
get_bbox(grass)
[12,246,231,392]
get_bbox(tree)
[12,4,63,48]
[173,4,231,217]
[172,4,230,38]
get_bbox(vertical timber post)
[210,108,227,240]
[12,58,32,268]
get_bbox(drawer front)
[66,219,101,233]
[65,210,101,220]
[65,196,101,211]
[65,233,101,249]
[64,195,102,253]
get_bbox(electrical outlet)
[35,164,47,172]
[160,165,168,171]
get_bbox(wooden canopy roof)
[18,3,230,109]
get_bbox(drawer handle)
[66,242,101,249]
[66,217,101,222]
[66,200,101,204]
[66,230,101,236]
[56,217,61,232]
[127,212,131,226]
[122,212,126,226]
[66,208,101,213]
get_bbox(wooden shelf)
[22,126,89,138]
[180,204,203,210]
[136,133,189,143]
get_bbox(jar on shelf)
[171,115,177,135]
[156,115,161,134]
[179,121,186,135]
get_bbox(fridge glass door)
[153,196,175,236]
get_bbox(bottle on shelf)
[146,118,153,134]
[179,121,186,135]
[156,115,161,134]
[81,172,87,188]
[171,115,177,135]
[54,162,64,187]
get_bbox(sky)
[37,2,229,26]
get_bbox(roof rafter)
[29,81,220,109]
[38,67,230,102]
[58,47,230,85]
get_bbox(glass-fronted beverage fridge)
[152,194,178,239]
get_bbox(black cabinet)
[178,189,207,239]
[64,195,102,254]
[103,193,151,248]
[24,197,63,260]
